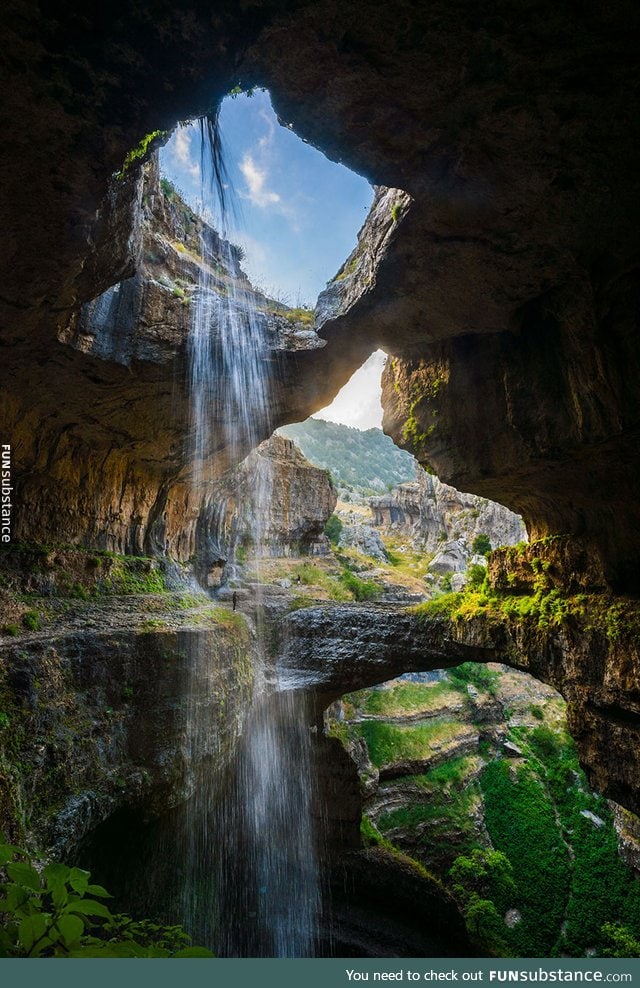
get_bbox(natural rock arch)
[2,0,639,587]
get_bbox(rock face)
[338,524,387,562]
[2,0,640,843]
[281,582,640,816]
[2,1,639,591]
[198,434,337,582]
[0,604,255,857]
[371,471,527,552]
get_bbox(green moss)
[361,815,396,852]
[412,567,640,640]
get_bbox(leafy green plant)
[115,130,168,179]
[22,610,39,632]
[0,838,213,957]
[2,624,20,637]
[471,533,491,556]
[466,563,487,588]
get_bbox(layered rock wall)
[371,470,526,551]
[198,434,337,582]
[0,613,255,857]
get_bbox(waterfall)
[215,691,322,957]
[181,114,322,957]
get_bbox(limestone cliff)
[0,575,256,857]
[197,434,337,584]
[3,1,639,591]
[371,469,526,553]
[280,539,640,817]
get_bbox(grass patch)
[355,718,460,768]
[447,662,499,696]
[481,760,571,956]
[359,680,455,716]
[378,783,477,833]
[339,569,381,601]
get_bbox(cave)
[1,0,640,962]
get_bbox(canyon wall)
[2,1,639,590]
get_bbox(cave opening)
[325,662,640,958]
[159,87,376,311]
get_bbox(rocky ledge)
[281,540,640,817]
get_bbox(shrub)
[466,563,487,588]
[471,533,492,556]
[22,610,39,632]
[324,513,343,545]
[339,570,380,601]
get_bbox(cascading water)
[182,113,323,957]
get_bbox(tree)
[471,533,492,556]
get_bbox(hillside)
[277,418,417,494]
[332,666,640,957]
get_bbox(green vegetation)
[471,533,492,556]
[339,569,381,601]
[0,837,212,957]
[324,513,343,545]
[379,783,477,834]
[447,662,499,696]
[390,203,402,223]
[354,718,459,769]
[100,559,169,595]
[115,131,168,179]
[357,680,453,716]
[277,306,314,325]
[332,653,640,958]
[277,418,416,495]
[481,760,571,955]
[335,257,358,281]
[21,611,40,631]
[412,544,640,639]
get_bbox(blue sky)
[160,89,374,307]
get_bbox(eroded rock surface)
[2,1,639,589]
[0,595,256,857]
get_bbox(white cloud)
[239,153,281,208]
[169,126,200,181]
[257,108,276,150]
[316,350,387,430]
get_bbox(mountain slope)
[278,418,417,494]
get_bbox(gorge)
[1,0,640,960]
